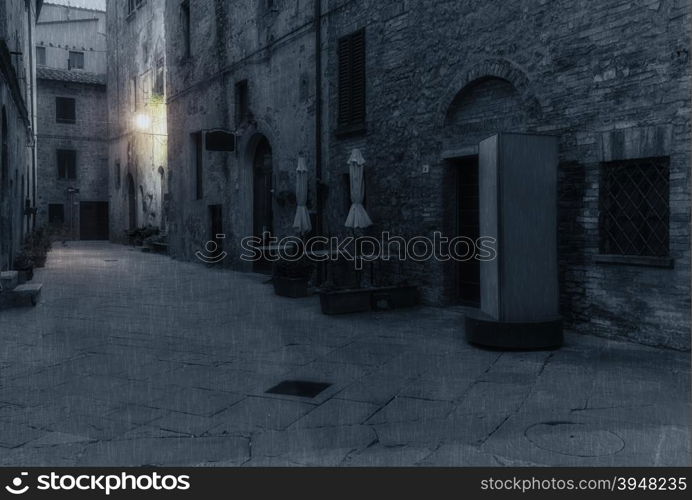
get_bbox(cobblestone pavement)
[0,242,689,466]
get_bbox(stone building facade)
[35,2,108,240]
[164,0,317,265]
[106,0,167,242]
[0,0,42,271]
[163,0,690,350]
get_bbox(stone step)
[0,282,42,308]
[0,271,19,291]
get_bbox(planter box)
[17,268,33,284]
[371,285,419,310]
[273,276,309,298]
[319,288,372,314]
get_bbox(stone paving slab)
[0,242,688,466]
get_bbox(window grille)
[599,157,669,257]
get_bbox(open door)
[468,133,562,349]
[455,156,480,307]
[79,201,109,240]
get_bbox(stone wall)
[106,0,167,242]
[162,0,690,349]
[35,77,107,237]
[321,0,690,349]
[165,0,316,266]
[0,0,39,270]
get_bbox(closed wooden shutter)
[56,97,76,123]
[337,29,366,130]
[57,150,76,179]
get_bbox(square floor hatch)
[265,380,331,398]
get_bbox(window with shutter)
[235,79,249,126]
[56,97,76,124]
[36,46,46,66]
[193,132,203,200]
[181,0,191,58]
[154,57,165,96]
[68,51,84,70]
[337,29,366,135]
[57,150,77,180]
[48,204,65,225]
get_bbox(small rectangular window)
[141,69,151,105]
[55,97,76,123]
[68,51,84,70]
[181,0,191,58]
[130,77,137,112]
[114,161,121,190]
[235,79,248,126]
[337,28,366,133]
[48,204,65,225]
[194,132,203,199]
[154,57,164,96]
[599,157,670,257]
[57,149,77,180]
[36,46,46,66]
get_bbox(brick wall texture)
[162,0,691,349]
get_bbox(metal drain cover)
[266,380,331,398]
[525,421,625,457]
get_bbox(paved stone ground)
[0,242,689,466]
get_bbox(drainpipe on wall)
[314,0,323,237]
[314,0,324,282]
[27,1,37,231]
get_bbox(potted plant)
[316,256,373,314]
[273,256,313,298]
[127,226,159,246]
[13,251,34,284]
[319,283,373,314]
[23,227,51,268]
[370,280,419,310]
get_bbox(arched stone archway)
[245,134,274,273]
[444,76,530,149]
[439,62,541,305]
[438,58,542,130]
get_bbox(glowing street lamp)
[134,113,151,131]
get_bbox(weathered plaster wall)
[0,0,39,270]
[165,0,316,266]
[107,0,167,242]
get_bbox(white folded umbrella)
[345,148,373,229]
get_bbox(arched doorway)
[443,77,529,306]
[126,173,136,231]
[252,136,273,273]
[1,107,11,270]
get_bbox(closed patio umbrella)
[292,157,312,234]
[345,148,373,229]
